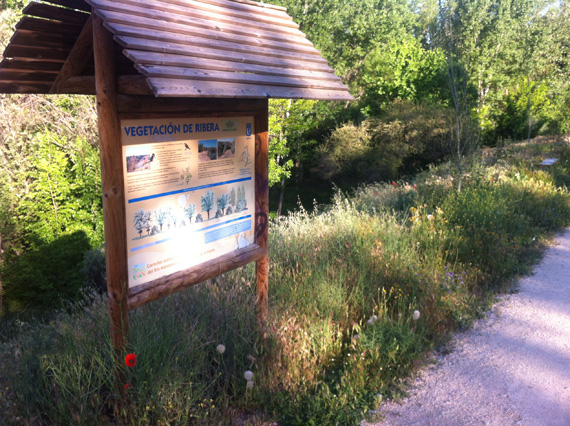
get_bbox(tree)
[229,188,236,207]
[154,207,169,232]
[133,209,146,238]
[217,193,229,214]
[201,190,215,220]
[184,203,196,224]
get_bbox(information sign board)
[121,116,255,288]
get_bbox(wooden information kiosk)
[0,0,352,385]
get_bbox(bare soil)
[370,229,570,426]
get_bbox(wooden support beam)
[57,74,152,95]
[254,99,269,324]
[93,12,129,367]
[50,16,93,94]
[116,95,267,114]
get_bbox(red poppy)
[413,185,417,189]
[125,353,137,367]
[124,383,133,390]
[391,182,395,186]
[374,192,378,195]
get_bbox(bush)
[319,101,452,185]
[81,246,107,295]
[3,231,91,308]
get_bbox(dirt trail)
[371,229,570,426]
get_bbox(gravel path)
[371,229,570,426]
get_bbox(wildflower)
[124,383,133,390]
[367,315,378,325]
[427,214,434,220]
[246,380,254,389]
[216,344,226,354]
[412,310,420,321]
[413,184,417,189]
[244,370,254,381]
[125,353,137,367]
[391,182,396,186]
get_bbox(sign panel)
[121,117,255,288]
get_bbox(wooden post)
[92,14,129,372]
[254,101,269,324]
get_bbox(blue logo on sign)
[246,123,252,137]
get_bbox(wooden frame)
[94,16,269,360]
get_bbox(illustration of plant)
[180,167,192,185]
[133,209,146,238]
[154,206,170,232]
[229,188,236,207]
[184,203,196,224]
[195,214,203,223]
[217,193,229,214]
[240,146,251,167]
[201,190,215,220]
[143,210,152,235]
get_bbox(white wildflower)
[244,370,254,381]
[216,344,226,354]
[412,310,421,321]
[367,314,378,325]
[427,214,434,220]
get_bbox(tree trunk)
[527,74,532,144]
[277,177,286,218]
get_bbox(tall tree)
[201,190,215,220]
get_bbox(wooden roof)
[0,0,353,100]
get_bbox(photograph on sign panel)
[198,139,218,162]
[125,146,154,173]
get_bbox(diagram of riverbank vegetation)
[131,185,248,241]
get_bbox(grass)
[1,137,570,425]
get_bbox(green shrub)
[82,246,107,295]
[319,102,452,185]
[3,231,91,308]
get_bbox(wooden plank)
[16,16,84,35]
[93,0,302,38]
[116,95,268,114]
[93,13,129,358]
[254,102,269,324]
[158,0,298,29]
[23,2,90,26]
[125,50,341,82]
[58,75,152,95]
[148,78,354,100]
[99,9,319,56]
[0,71,56,82]
[137,64,349,91]
[10,29,77,49]
[0,58,61,73]
[116,36,332,73]
[0,82,51,93]
[127,244,266,310]
[190,0,287,16]
[88,0,313,47]
[41,0,92,13]
[106,21,323,63]
[50,17,93,93]
[3,45,69,62]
